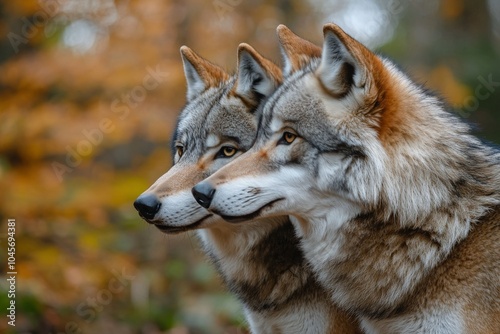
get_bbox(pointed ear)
[234,43,283,103]
[316,23,375,97]
[180,46,229,101]
[276,24,322,76]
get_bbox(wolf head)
[193,23,491,230]
[134,44,282,233]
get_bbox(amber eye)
[176,146,184,157]
[215,146,238,159]
[284,132,296,143]
[222,146,237,157]
[280,132,297,145]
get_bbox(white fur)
[155,189,209,227]
[245,298,332,334]
[269,117,283,133]
[205,134,220,148]
[207,165,310,219]
[305,75,350,119]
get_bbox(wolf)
[134,32,360,333]
[192,23,500,333]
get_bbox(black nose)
[134,193,161,220]
[192,182,215,209]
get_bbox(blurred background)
[0,0,498,333]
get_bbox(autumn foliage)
[0,0,498,333]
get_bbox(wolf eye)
[278,132,297,145]
[215,146,238,159]
[176,146,184,157]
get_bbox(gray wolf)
[193,23,500,333]
[134,33,360,333]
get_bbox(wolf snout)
[192,182,216,209]
[134,193,161,220]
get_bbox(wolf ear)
[316,23,375,97]
[277,24,322,76]
[180,46,229,101]
[234,43,282,103]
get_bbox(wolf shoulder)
[363,209,500,334]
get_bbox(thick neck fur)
[197,217,314,312]
[198,218,363,333]
[299,60,500,318]
[374,61,500,227]
[299,143,500,319]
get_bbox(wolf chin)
[194,23,500,333]
[134,29,361,333]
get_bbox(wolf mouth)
[153,214,213,234]
[216,198,285,223]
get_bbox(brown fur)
[329,308,363,334]
[148,163,202,195]
[414,209,500,333]
[180,45,229,87]
[277,24,322,74]
[211,147,273,186]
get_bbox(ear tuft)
[180,46,229,101]
[276,25,322,76]
[235,43,282,103]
